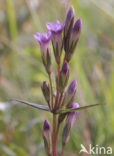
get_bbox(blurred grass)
[0,0,114,155]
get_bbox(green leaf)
[9,99,50,112]
[56,103,105,114]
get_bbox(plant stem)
[57,93,63,109]
[55,63,60,109]
[52,114,57,156]
[49,73,53,109]
[54,122,60,154]
[48,101,51,111]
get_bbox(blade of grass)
[6,0,18,40]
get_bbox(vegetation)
[0,0,114,155]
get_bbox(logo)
[79,144,112,155]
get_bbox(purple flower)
[34,32,51,44]
[65,18,82,62]
[64,7,75,39]
[60,62,69,93]
[43,120,52,155]
[62,80,77,107]
[68,80,77,94]
[46,20,64,64]
[44,120,50,131]
[73,18,82,34]
[62,103,79,146]
[34,31,51,54]
[34,32,52,73]
[46,20,64,34]
[62,62,69,74]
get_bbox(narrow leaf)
[56,103,105,114]
[9,99,50,112]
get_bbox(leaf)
[56,103,105,114]
[9,99,50,112]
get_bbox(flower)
[64,7,75,39]
[44,120,50,131]
[65,18,82,62]
[46,20,64,34]
[64,7,75,52]
[62,103,79,146]
[34,32,52,73]
[62,80,77,107]
[34,31,51,43]
[67,80,77,94]
[41,81,50,104]
[46,20,64,64]
[43,120,52,155]
[60,62,69,93]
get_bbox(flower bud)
[64,7,75,53]
[62,103,79,146]
[46,20,64,64]
[62,80,77,107]
[41,81,50,104]
[43,120,52,156]
[64,7,75,41]
[65,18,82,62]
[34,31,52,74]
[60,62,69,93]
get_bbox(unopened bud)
[64,7,75,40]
[64,7,75,53]
[62,103,79,146]
[41,81,50,104]
[60,62,69,93]
[46,20,64,64]
[65,18,82,62]
[62,80,77,107]
[43,120,52,156]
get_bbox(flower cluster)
[34,7,81,156]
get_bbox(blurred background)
[0,0,114,155]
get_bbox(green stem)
[6,0,18,40]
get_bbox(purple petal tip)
[62,62,69,74]
[46,20,64,34]
[71,103,79,109]
[34,31,51,44]
[67,7,75,20]
[44,120,50,130]
[73,18,82,32]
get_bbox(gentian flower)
[46,20,64,64]
[43,120,52,155]
[64,7,75,40]
[65,18,82,62]
[34,32,52,74]
[62,80,77,107]
[64,7,75,52]
[62,103,79,146]
[60,62,69,93]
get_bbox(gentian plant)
[11,7,104,156]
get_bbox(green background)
[0,0,114,155]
